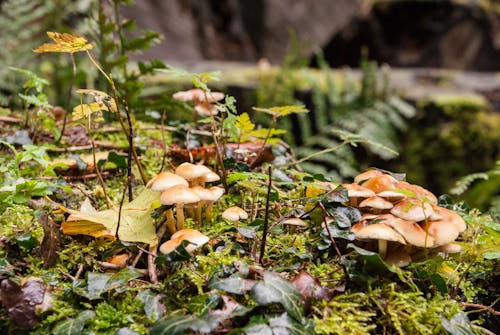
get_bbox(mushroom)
[281,217,307,227]
[359,196,394,214]
[424,220,460,247]
[204,186,225,221]
[342,183,376,207]
[106,253,129,268]
[376,190,405,203]
[354,169,385,184]
[173,89,225,120]
[222,206,249,227]
[377,214,434,248]
[194,102,219,116]
[160,185,200,231]
[147,171,189,234]
[429,205,466,232]
[175,162,214,187]
[353,222,406,259]
[190,185,225,224]
[396,181,438,205]
[362,174,399,194]
[390,198,434,222]
[384,246,412,267]
[146,171,188,191]
[159,228,209,254]
[172,88,224,104]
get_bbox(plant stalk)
[259,166,272,264]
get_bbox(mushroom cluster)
[172,88,225,117]
[344,169,466,267]
[147,162,224,233]
[159,228,209,255]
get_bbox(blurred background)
[0,0,499,215]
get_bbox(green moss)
[396,95,500,194]
[0,204,42,243]
[313,284,462,335]
[313,292,377,335]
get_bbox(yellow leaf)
[253,105,308,117]
[249,128,286,139]
[72,103,105,120]
[76,89,117,113]
[33,32,93,54]
[61,188,160,245]
[235,112,255,134]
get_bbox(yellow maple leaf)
[34,32,93,54]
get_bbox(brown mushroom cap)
[343,183,376,198]
[396,181,438,205]
[195,102,218,116]
[175,162,212,179]
[160,184,200,206]
[172,88,224,103]
[390,198,434,222]
[362,174,398,194]
[430,205,466,232]
[424,220,460,247]
[376,190,405,203]
[172,89,224,103]
[359,196,394,212]
[354,169,385,184]
[159,229,209,254]
[107,253,129,268]
[201,171,221,183]
[146,171,188,191]
[222,206,249,221]
[385,248,412,267]
[171,228,206,240]
[281,218,307,227]
[354,223,406,245]
[377,214,434,248]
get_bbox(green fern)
[0,0,50,104]
[294,54,415,178]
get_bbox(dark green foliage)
[256,51,415,181]
[394,96,500,196]
[89,0,165,108]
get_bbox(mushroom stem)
[205,201,214,221]
[165,209,176,234]
[176,203,185,230]
[378,240,388,259]
[195,201,204,225]
[147,243,158,284]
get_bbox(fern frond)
[450,173,489,195]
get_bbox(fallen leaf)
[0,277,51,329]
[61,188,159,245]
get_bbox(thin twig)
[148,243,159,284]
[86,50,148,185]
[56,53,76,144]
[460,302,500,315]
[259,166,272,265]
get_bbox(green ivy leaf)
[86,267,143,300]
[52,310,96,335]
[250,272,303,321]
[209,275,248,295]
[441,312,475,335]
[137,290,165,321]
